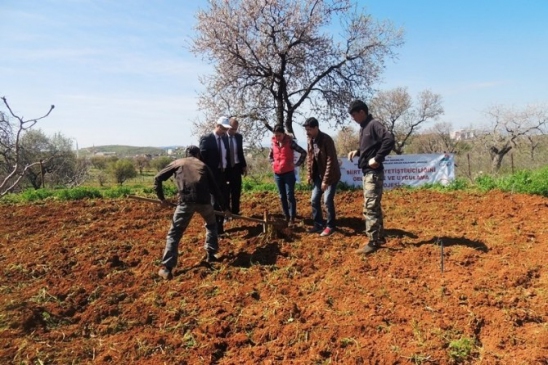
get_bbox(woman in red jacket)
[269,125,307,225]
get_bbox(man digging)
[154,145,231,280]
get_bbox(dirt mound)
[1,190,547,364]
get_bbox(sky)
[1,0,547,149]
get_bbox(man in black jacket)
[154,146,231,280]
[226,117,247,215]
[347,100,395,255]
[199,117,231,235]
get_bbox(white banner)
[338,153,455,189]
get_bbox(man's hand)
[348,150,358,162]
[368,158,379,169]
[321,182,328,192]
[242,166,247,176]
[307,176,312,185]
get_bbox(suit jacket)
[199,132,229,175]
[228,133,247,168]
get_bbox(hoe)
[127,195,286,235]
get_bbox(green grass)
[475,166,548,196]
[3,166,548,204]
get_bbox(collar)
[360,114,373,129]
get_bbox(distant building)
[450,129,476,141]
[94,151,116,156]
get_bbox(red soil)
[1,189,547,364]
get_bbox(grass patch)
[2,166,548,204]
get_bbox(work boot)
[158,266,173,280]
[286,217,296,228]
[205,251,221,263]
[355,241,378,255]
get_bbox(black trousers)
[227,163,243,215]
[211,169,229,234]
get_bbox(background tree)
[479,104,548,172]
[408,122,468,154]
[109,159,137,185]
[17,130,84,189]
[369,87,444,154]
[90,156,114,170]
[1,97,54,196]
[333,125,359,156]
[150,156,172,172]
[191,0,403,146]
[133,155,150,175]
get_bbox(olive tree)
[109,159,137,185]
[479,104,548,171]
[369,87,443,154]
[150,156,172,172]
[191,0,403,146]
[15,129,87,189]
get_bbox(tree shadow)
[228,242,283,268]
[412,236,489,252]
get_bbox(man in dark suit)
[199,116,231,235]
[226,117,247,215]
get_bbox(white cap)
[216,116,231,129]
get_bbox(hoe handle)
[127,195,271,225]
[127,195,176,206]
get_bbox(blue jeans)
[274,171,297,219]
[311,176,337,229]
[161,202,218,269]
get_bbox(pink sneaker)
[320,227,334,237]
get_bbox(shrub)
[109,159,137,185]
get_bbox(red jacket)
[271,135,295,174]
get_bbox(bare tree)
[481,104,548,172]
[1,97,55,196]
[333,125,358,156]
[190,0,404,144]
[410,122,467,154]
[369,87,443,154]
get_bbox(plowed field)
[1,189,548,364]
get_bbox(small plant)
[448,336,475,362]
[339,337,356,348]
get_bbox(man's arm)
[373,122,395,163]
[199,135,210,165]
[291,140,307,167]
[205,165,227,211]
[322,136,338,184]
[153,163,176,202]
[237,133,247,168]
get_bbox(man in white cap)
[199,116,231,236]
